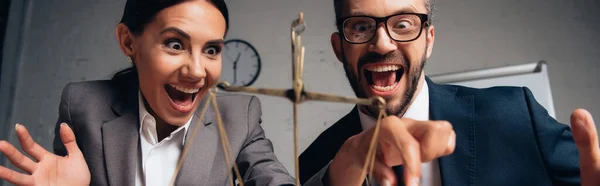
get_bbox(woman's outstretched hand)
[0,123,90,186]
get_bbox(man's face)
[331,0,435,117]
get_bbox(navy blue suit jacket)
[299,77,580,186]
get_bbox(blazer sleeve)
[523,87,581,185]
[235,96,296,186]
[53,83,74,156]
[301,162,332,186]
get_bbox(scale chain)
[172,12,389,186]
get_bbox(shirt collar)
[359,80,430,130]
[138,91,192,145]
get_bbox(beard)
[341,48,427,118]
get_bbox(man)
[299,0,600,185]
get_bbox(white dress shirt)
[135,91,192,186]
[358,80,441,186]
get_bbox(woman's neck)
[143,100,180,142]
[155,118,179,142]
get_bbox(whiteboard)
[428,61,556,119]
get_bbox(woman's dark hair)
[112,0,229,81]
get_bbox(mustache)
[357,51,406,71]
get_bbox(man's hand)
[0,123,90,186]
[571,109,600,186]
[328,116,456,186]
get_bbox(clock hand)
[233,53,241,84]
[233,69,237,84]
[234,53,241,65]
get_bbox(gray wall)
[429,0,600,123]
[1,0,599,183]
[0,0,129,184]
[5,0,128,146]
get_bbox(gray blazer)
[52,77,295,186]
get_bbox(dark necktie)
[393,165,406,186]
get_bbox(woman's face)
[123,0,226,126]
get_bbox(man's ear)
[331,32,344,63]
[116,23,136,59]
[425,25,435,59]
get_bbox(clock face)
[220,39,261,86]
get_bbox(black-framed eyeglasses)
[337,13,429,44]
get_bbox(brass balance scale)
[170,13,388,186]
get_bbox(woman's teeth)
[169,84,200,94]
[373,82,398,92]
[365,64,401,72]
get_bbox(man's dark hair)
[333,0,434,28]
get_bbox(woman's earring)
[127,56,133,64]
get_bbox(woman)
[0,0,295,185]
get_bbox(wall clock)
[220,39,261,86]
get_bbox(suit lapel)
[102,85,140,186]
[174,97,219,185]
[338,106,363,142]
[427,77,475,186]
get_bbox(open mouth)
[165,84,201,113]
[364,64,404,94]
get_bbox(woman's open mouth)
[364,64,404,96]
[165,84,201,113]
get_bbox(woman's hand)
[0,123,90,186]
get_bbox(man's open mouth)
[165,84,201,113]
[364,64,404,93]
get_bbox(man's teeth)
[365,64,400,72]
[372,83,398,92]
[170,85,200,94]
